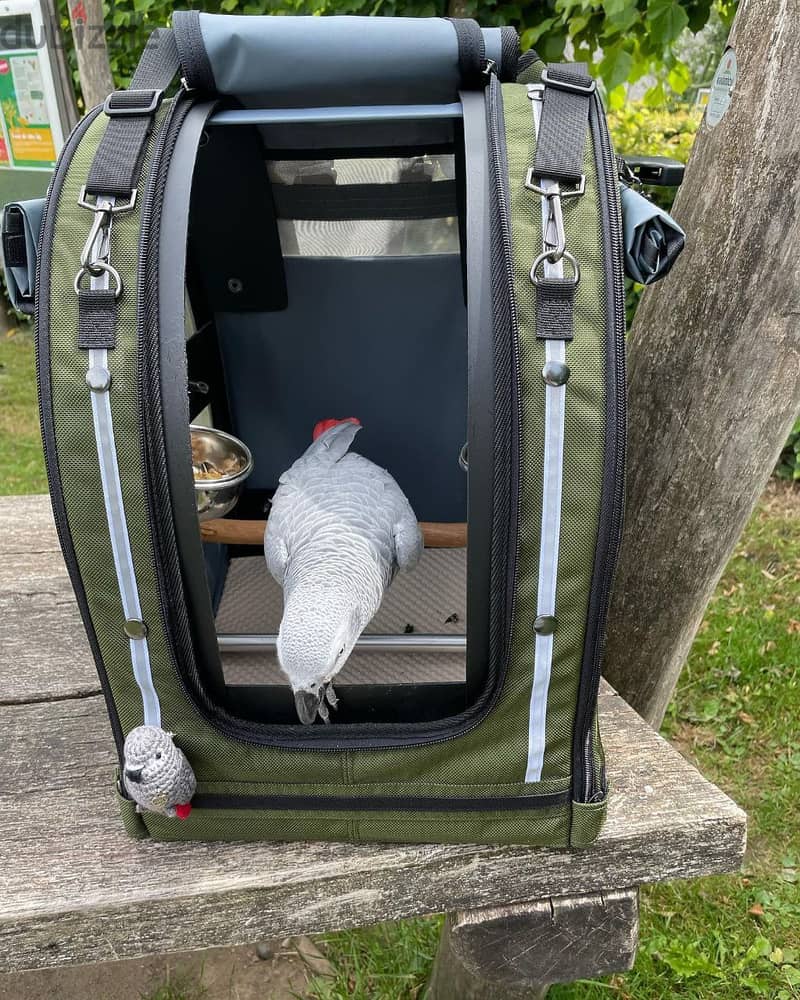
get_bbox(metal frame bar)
[218,634,467,654]
[208,104,464,127]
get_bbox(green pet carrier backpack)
[30,12,626,846]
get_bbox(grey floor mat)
[216,549,467,686]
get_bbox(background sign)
[706,48,737,129]
[0,0,71,202]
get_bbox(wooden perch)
[199,518,467,548]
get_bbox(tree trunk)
[604,0,800,727]
[66,0,114,110]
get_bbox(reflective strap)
[525,94,567,783]
[86,213,161,727]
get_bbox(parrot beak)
[125,766,144,784]
[294,689,324,725]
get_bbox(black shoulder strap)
[528,64,597,341]
[84,28,182,200]
[532,63,595,187]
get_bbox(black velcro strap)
[533,63,595,186]
[85,28,180,198]
[2,209,26,267]
[272,180,458,222]
[535,277,575,341]
[77,288,118,350]
[446,18,488,88]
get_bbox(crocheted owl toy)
[122,725,196,819]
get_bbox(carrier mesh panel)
[269,155,459,257]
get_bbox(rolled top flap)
[172,12,518,108]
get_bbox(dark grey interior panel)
[215,254,468,523]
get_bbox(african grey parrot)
[122,725,196,818]
[265,418,423,724]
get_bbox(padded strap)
[533,63,595,186]
[446,18,489,88]
[85,28,181,198]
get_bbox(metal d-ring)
[530,249,581,286]
[74,260,123,298]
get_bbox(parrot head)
[277,585,363,724]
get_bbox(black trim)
[571,94,626,805]
[35,107,127,761]
[193,789,571,813]
[141,86,517,749]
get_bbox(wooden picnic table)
[0,495,747,997]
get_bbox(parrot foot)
[318,700,331,724]
[325,683,338,710]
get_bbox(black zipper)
[193,788,570,813]
[34,106,127,761]
[134,83,531,762]
[571,93,627,804]
[487,74,522,693]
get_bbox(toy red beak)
[312,417,361,441]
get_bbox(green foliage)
[775,418,800,482]
[58,0,736,97]
[607,100,700,322]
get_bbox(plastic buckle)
[540,68,596,95]
[104,88,163,117]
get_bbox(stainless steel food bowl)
[190,425,253,522]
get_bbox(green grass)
[141,974,207,1000]
[0,329,47,495]
[2,334,797,998]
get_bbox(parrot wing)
[264,511,290,585]
[387,481,424,571]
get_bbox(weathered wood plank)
[426,889,638,999]
[0,689,745,972]
[0,495,61,555]
[0,497,99,704]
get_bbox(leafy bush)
[608,101,701,323]
[775,418,800,482]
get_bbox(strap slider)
[540,68,596,95]
[104,88,164,118]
